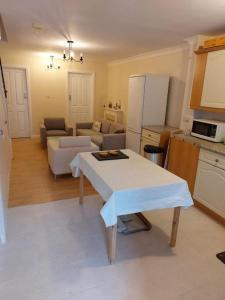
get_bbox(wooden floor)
[9,138,96,207]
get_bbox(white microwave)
[191,119,225,142]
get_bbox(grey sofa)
[76,120,126,150]
[40,118,73,148]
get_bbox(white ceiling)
[1,0,225,60]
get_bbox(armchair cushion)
[109,122,125,134]
[59,136,91,148]
[44,118,65,130]
[91,135,103,148]
[76,128,102,136]
[46,130,67,136]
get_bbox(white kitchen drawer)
[141,129,160,143]
[200,149,225,170]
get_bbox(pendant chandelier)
[63,40,84,63]
[47,56,60,70]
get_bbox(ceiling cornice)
[108,43,189,66]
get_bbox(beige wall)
[1,45,190,135]
[107,47,189,128]
[0,49,107,135]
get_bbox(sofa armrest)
[40,124,47,148]
[76,122,93,129]
[65,124,73,136]
[102,133,126,150]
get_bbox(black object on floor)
[117,213,152,235]
[216,251,225,264]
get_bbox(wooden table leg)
[79,170,84,205]
[170,207,181,247]
[107,224,117,264]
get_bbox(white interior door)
[3,68,30,138]
[68,73,94,124]
[0,74,11,243]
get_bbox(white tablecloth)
[70,149,193,227]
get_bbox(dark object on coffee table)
[92,150,129,161]
[216,251,225,264]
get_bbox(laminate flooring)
[9,138,96,207]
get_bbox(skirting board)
[194,200,225,226]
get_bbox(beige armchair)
[47,136,99,177]
[40,118,73,148]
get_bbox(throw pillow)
[92,121,101,132]
[101,120,110,134]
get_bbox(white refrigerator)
[126,74,169,153]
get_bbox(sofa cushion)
[44,118,65,130]
[109,122,125,134]
[59,136,91,148]
[91,135,103,147]
[92,121,101,132]
[100,120,110,134]
[46,130,67,136]
[77,128,102,136]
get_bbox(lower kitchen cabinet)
[167,137,200,195]
[194,149,225,225]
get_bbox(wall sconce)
[47,56,60,70]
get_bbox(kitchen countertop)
[142,125,179,134]
[173,133,225,156]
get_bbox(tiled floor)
[0,195,225,300]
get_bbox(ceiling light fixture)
[47,56,60,70]
[63,40,83,63]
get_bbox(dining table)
[70,149,193,263]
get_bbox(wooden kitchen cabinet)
[167,137,200,195]
[190,47,225,113]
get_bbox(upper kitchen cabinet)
[190,46,225,113]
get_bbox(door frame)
[66,70,95,125]
[3,65,32,138]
